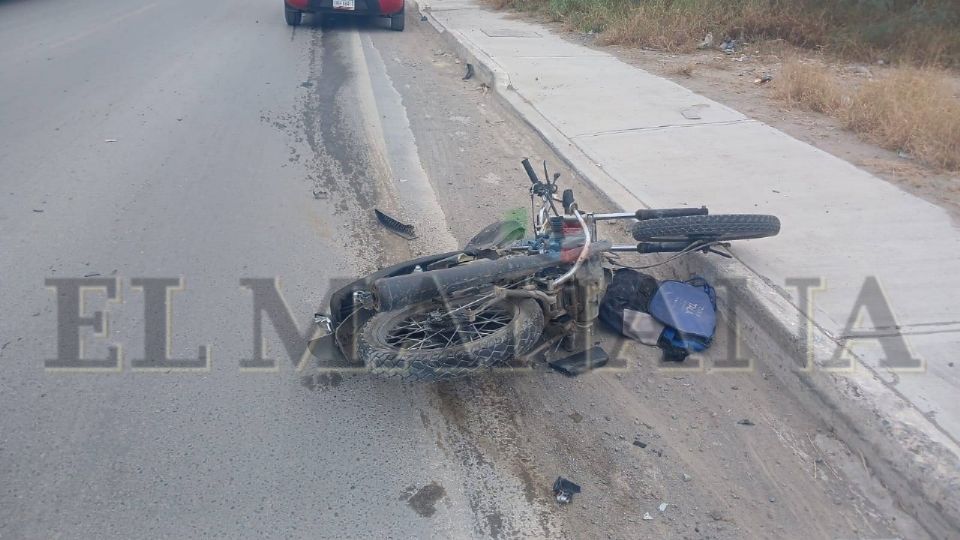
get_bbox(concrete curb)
[413,3,960,537]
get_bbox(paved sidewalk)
[420,0,960,533]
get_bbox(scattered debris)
[632,439,648,448]
[374,208,416,240]
[681,473,692,482]
[553,477,581,504]
[420,14,428,21]
[312,189,328,200]
[642,512,654,520]
[104,139,118,143]
[737,418,755,426]
[463,63,474,81]
[658,502,669,512]
[83,273,101,278]
[32,209,44,213]
[754,73,773,84]
[720,37,737,54]
[697,32,714,50]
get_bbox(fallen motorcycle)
[315,159,780,381]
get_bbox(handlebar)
[521,158,541,185]
[636,242,693,253]
[609,242,695,253]
[635,207,708,220]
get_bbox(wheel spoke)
[384,301,513,350]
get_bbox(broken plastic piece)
[553,477,581,504]
[463,63,474,81]
[548,346,608,376]
[375,208,416,240]
[697,32,714,50]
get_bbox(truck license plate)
[333,0,355,9]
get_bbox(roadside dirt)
[355,14,929,540]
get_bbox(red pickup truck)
[285,0,405,31]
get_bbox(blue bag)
[647,278,717,359]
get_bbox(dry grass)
[772,60,841,113]
[845,69,960,170]
[774,60,960,170]
[490,0,960,67]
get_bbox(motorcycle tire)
[357,296,543,381]
[632,214,780,242]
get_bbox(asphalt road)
[0,1,928,539]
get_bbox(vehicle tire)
[358,297,543,381]
[390,8,405,31]
[285,7,302,26]
[632,214,780,242]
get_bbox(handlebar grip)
[635,207,708,220]
[521,158,541,185]
[636,242,693,253]
[561,189,575,213]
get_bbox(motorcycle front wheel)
[357,296,544,381]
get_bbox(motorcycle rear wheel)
[358,296,543,381]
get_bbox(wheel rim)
[385,301,513,351]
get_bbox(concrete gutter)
[414,2,960,537]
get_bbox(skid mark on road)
[428,378,560,539]
[356,32,459,254]
[262,26,402,273]
[266,24,459,271]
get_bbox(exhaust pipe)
[373,254,560,312]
